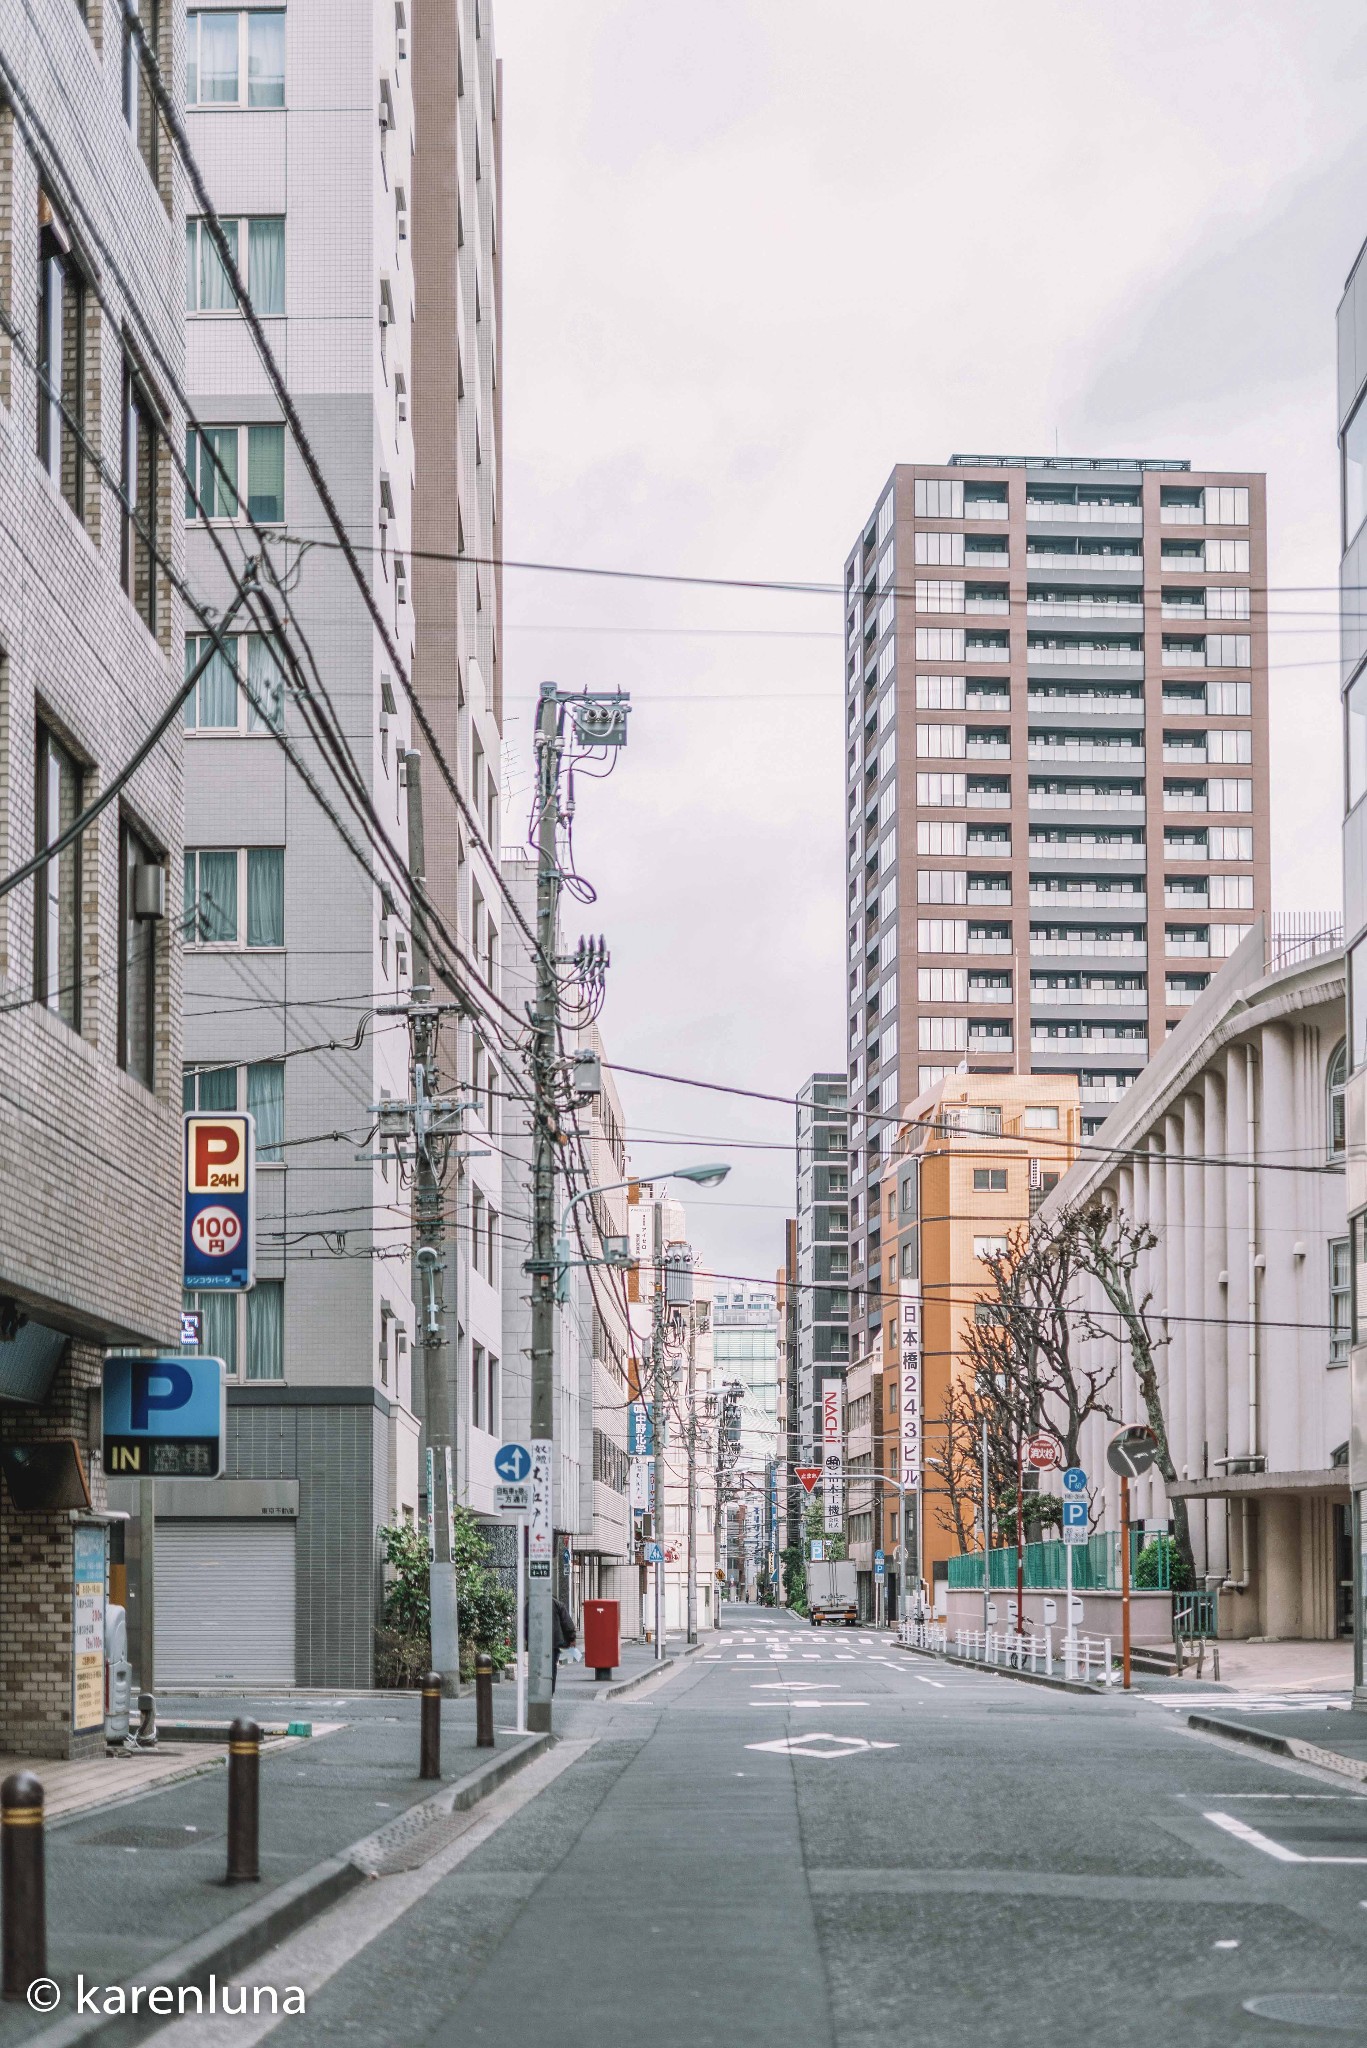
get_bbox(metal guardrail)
[899,1618,1115,1685]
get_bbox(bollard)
[420,1670,442,1781]
[226,1717,261,1883]
[475,1651,495,1749]
[1,1774,45,2002]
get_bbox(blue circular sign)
[1063,1466,1087,1493]
[494,1443,532,1483]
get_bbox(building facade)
[1041,922,1348,1642]
[795,1073,848,1461]
[0,0,182,1754]
[153,0,502,1687]
[845,456,1270,1362]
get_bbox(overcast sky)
[494,0,1367,1286]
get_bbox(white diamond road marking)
[752,1700,868,1708]
[750,1682,837,1690]
[746,1733,899,1759]
[1203,1811,1367,1865]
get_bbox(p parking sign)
[102,1355,226,1478]
[183,1113,255,1291]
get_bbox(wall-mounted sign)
[900,1284,922,1489]
[821,1384,844,1534]
[72,1523,106,1734]
[183,1113,255,1292]
[102,1355,226,1478]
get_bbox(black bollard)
[420,1670,442,1780]
[226,1718,261,1882]
[475,1651,495,1748]
[1,1773,45,2001]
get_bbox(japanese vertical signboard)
[529,1438,553,1578]
[183,1112,255,1292]
[900,1283,922,1489]
[822,1383,844,1534]
[72,1523,106,1734]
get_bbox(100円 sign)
[184,1112,256,1292]
[102,1355,226,1478]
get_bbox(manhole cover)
[1243,1993,1367,2031]
[89,1825,212,1850]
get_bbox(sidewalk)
[0,1687,543,2045]
[554,1631,700,1699]
[1187,1701,1367,1784]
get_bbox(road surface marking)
[746,1733,899,1759]
[914,1675,945,1688]
[1203,1809,1367,1865]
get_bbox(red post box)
[583,1600,620,1680]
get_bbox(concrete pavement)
[108,1604,1367,2048]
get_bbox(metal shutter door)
[156,1521,297,1686]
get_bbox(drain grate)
[88,1825,213,1850]
[1243,1993,1367,2031]
[369,1811,477,1876]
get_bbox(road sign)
[1107,1425,1159,1479]
[809,1539,825,1562]
[183,1113,254,1292]
[794,1466,822,1493]
[494,1442,532,1483]
[1063,1466,1087,1493]
[495,1483,530,1512]
[873,1550,885,1579]
[1062,1500,1089,1545]
[102,1355,226,1478]
[643,1541,663,1565]
[1025,1433,1061,1471]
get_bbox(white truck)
[807,1558,858,1627]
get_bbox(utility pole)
[650,1194,666,1660]
[686,1302,698,1646]
[526,685,563,1731]
[404,752,460,1692]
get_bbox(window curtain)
[247,1281,284,1380]
[247,1060,284,1160]
[199,10,239,102]
[246,424,284,522]
[198,218,238,314]
[187,633,238,728]
[246,633,285,731]
[248,218,285,317]
[195,426,238,520]
[186,1289,238,1375]
[198,1064,238,1113]
[191,849,238,944]
[246,847,283,946]
[247,12,286,107]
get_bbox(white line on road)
[1203,1809,1367,1865]
[914,1676,945,1688]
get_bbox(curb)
[898,1644,1106,1699]
[595,1642,703,1702]
[1187,1713,1367,1784]
[27,1733,552,2048]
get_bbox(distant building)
[795,1074,849,1461]
[713,1284,780,1596]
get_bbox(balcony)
[965,593,1010,615]
[967,784,1012,809]
[966,733,1011,759]
[1028,785,1145,812]
[1028,738,1144,767]
[969,981,1014,1004]
[1026,548,1142,572]
[1029,887,1146,912]
[968,1030,1013,1054]
[1030,982,1147,1006]
[1027,638,1143,667]
[1033,1034,1149,1061]
[1162,741,1208,764]
[1030,934,1146,958]
[1026,501,1143,525]
[967,882,1012,904]
[964,544,1009,565]
[1028,834,1144,860]
[1027,690,1143,716]
[1162,691,1206,715]
[1080,1078,1135,1104]
[1166,978,1209,1006]
[1162,836,1207,861]
[963,496,1009,521]
[1027,597,1145,622]
[1166,932,1211,957]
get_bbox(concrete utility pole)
[404,752,460,1692]
[526,686,563,1731]
[686,1304,698,1646]
[650,1197,667,1660]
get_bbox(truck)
[807,1558,858,1627]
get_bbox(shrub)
[1134,1533,1194,1592]
[376,1508,517,1681]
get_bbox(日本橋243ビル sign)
[102,1355,226,1478]
[183,1113,255,1291]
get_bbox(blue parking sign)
[1063,1466,1087,1493]
[102,1355,226,1479]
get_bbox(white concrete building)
[1041,917,1349,1642]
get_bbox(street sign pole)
[1065,1521,1073,1662]
[1120,1472,1132,1690]
[515,1513,527,1735]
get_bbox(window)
[184,632,287,732]
[919,967,967,1002]
[33,724,83,1029]
[1207,681,1251,715]
[185,423,285,523]
[119,821,162,1086]
[1331,1239,1351,1364]
[1355,1212,1367,1346]
[1023,1105,1059,1130]
[915,580,965,613]
[1329,1040,1348,1161]
[1207,635,1252,668]
[185,217,285,317]
[1209,827,1253,860]
[918,821,966,856]
[184,1061,285,1160]
[121,360,161,631]
[1207,730,1252,764]
[247,1281,284,1379]
[973,1168,1008,1191]
[918,869,966,905]
[1207,539,1250,572]
[184,846,284,947]
[917,919,967,954]
[919,1016,967,1051]
[1347,669,1367,812]
[914,533,963,567]
[973,1236,1008,1261]
[917,676,965,710]
[914,479,963,518]
[1209,874,1253,910]
[1204,486,1249,526]
[37,201,87,521]
[915,774,966,808]
[917,723,965,759]
[1208,779,1253,812]
[186,10,286,107]
[183,1289,238,1375]
[916,628,965,662]
[1352,936,1367,1072]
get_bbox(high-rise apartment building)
[795,1073,848,1461]
[844,456,1269,1356]
[1337,241,1367,1705]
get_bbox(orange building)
[872,1073,1081,1613]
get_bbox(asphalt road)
[158,1607,1367,2048]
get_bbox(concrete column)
[1260,1493,1301,1638]
[1260,1024,1299,1471]
[1225,1044,1253,1465]
[1161,1110,1186,1524]
[1202,1068,1229,1579]
[1300,1496,1335,1641]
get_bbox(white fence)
[899,1617,1114,1685]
